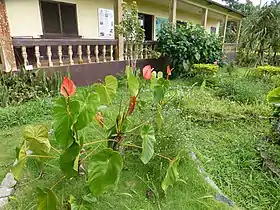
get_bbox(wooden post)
[222,15,228,44]
[169,0,177,25]
[114,0,124,61]
[236,19,242,44]
[201,8,208,30]
[0,0,17,71]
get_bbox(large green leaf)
[161,152,182,193]
[153,78,170,104]
[267,87,280,104]
[53,97,80,149]
[126,66,139,96]
[11,143,27,180]
[140,125,156,164]
[23,125,50,156]
[37,187,59,210]
[88,149,123,195]
[157,104,163,133]
[75,91,100,131]
[60,142,81,178]
[94,75,118,104]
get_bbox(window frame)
[39,0,80,38]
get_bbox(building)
[0,0,244,79]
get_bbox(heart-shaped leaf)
[11,143,27,180]
[88,149,123,195]
[23,125,50,156]
[37,187,59,210]
[60,142,81,178]
[75,91,100,131]
[161,151,183,193]
[94,75,118,104]
[126,66,139,96]
[53,97,80,149]
[140,125,156,164]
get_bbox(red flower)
[60,76,76,97]
[166,65,173,80]
[142,65,153,80]
[128,96,137,115]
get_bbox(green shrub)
[0,69,61,107]
[192,64,219,75]
[250,65,280,76]
[157,23,223,77]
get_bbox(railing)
[12,38,118,69]
[123,41,157,61]
[12,38,157,69]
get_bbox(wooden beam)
[114,0,124,61]
[169,0,177,25]
[236,19,242,44]
[222,15,228,44]
[181,0,242,20]
[201,8,208,29]
[0,0,17,71]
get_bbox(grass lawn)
[1,71,280,210]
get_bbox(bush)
[250,65,280,77]
[157,23,223,77]
[0,69,61,107]
[192,64,219,76]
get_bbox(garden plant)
[11,65,183,209]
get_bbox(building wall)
[5,0,221,39]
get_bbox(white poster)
[98,8,114,39]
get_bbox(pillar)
[236,19,242,44]
[114,0,124,61]
[0,0,17,71]
[222,15,228,44]
[201,8,208,29]
[169,0,177,25]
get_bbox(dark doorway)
[139,13,153,41]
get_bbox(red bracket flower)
[61,76,76,97]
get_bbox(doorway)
[139,13,153,41]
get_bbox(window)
[40,1,78,37]
[210,27,217,34]
[138,13,153,41]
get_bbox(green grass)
[1,71,280,209]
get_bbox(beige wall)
[5,0,221,39]
[5,0,114,39]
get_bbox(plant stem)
[83,139,116,147]
[28,155,57,159]
[125,120,151,134]
[80,144,102,163]
[51,146,60,154]
[121,143,172,161]
[50,176,66,190]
